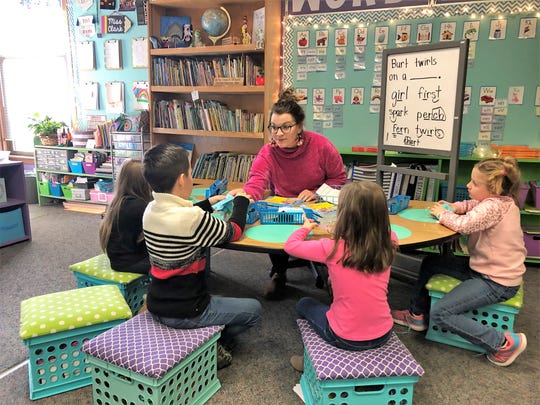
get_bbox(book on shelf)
[252,7,265,49]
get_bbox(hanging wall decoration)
[101,13,132,34]
[100,0,115,10]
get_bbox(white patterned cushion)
[82,312,223,379]
[20,285,132,339]
[297,319,424,380]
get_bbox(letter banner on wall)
[287,0,429,15]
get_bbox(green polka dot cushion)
[425,274,523,309]
[20,285,132,340]
[69,254,144,284]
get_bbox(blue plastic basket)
[387,195,410,214]
[440,184,469,201]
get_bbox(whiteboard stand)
[376,40,469,202]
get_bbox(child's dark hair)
[328,181,396,273]
[143,143,190,193]
[269,87,305,126]
[99,159,152,252]
[475,156,521,203]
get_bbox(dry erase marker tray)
[387,195,410,215]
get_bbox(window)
[0,0,73,155]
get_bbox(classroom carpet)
[0,204,537,405]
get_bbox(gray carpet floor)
[0,204,538,404]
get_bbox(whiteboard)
[379,40,468,154]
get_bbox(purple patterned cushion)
[297,319,424,380]
[82,312,223,379]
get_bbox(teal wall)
[71,1,148,128]
[283,4,540,150]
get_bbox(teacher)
[229,88,347,299]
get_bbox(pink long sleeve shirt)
[284,228,396,342]
[438,196,526,286]
[242,130,347,201]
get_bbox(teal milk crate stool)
[69,254,150,314]
[19,285,132,400]
[297,319,424,405]
[425,274,524,353]
[82,312,223,405]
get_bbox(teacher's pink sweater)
[243,130,347,200]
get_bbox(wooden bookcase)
[0,161,31,247]
[147,0,281,179]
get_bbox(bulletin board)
[282,1,540,151]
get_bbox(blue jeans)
[153,296,262,347]
[411,253,519,353]
[296,297,391,351]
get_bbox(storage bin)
[89,189,114,204]
[60,184,72,200]
[19,285,132,400]
[0,207,25,244]
[37,180,50,196]
[71,188,90,201]
[297,319,424,405]
[49,181,63,197]
[387,195,410,214]
[95,180,113,193]
[425,274,523,353]
[82,313,222,405]
[517,183,530,209]
[70,254,150,314]
[68,160,84,173]
[440,184,469,201]
[82,161,96,174]
[523,227,539,258]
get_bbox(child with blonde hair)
[392,156,527,366]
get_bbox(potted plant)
[27,113,67,146]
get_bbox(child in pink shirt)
[284,181,398,371]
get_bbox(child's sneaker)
[487,332,527,367]
[217,343,233,369]
[391,309,428,331]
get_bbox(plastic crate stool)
[297,319,424,405]
[425,274,524,353]
[69,254,150,313]
[82,312,223,405]
[19,285,132,400]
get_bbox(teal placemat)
[191,187,209,197]
[398,208,438,223]
[391,224,412,240]
[245,224,301,243]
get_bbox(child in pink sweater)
[392,156,527,367]
[284,181,398,371]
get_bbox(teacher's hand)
[297,189,316,202]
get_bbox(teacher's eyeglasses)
[268,123,296,134]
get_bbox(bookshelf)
[34,145,113,206]
[0,161,31,247]
[147,0,281,180]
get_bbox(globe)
[201,7,231,45]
